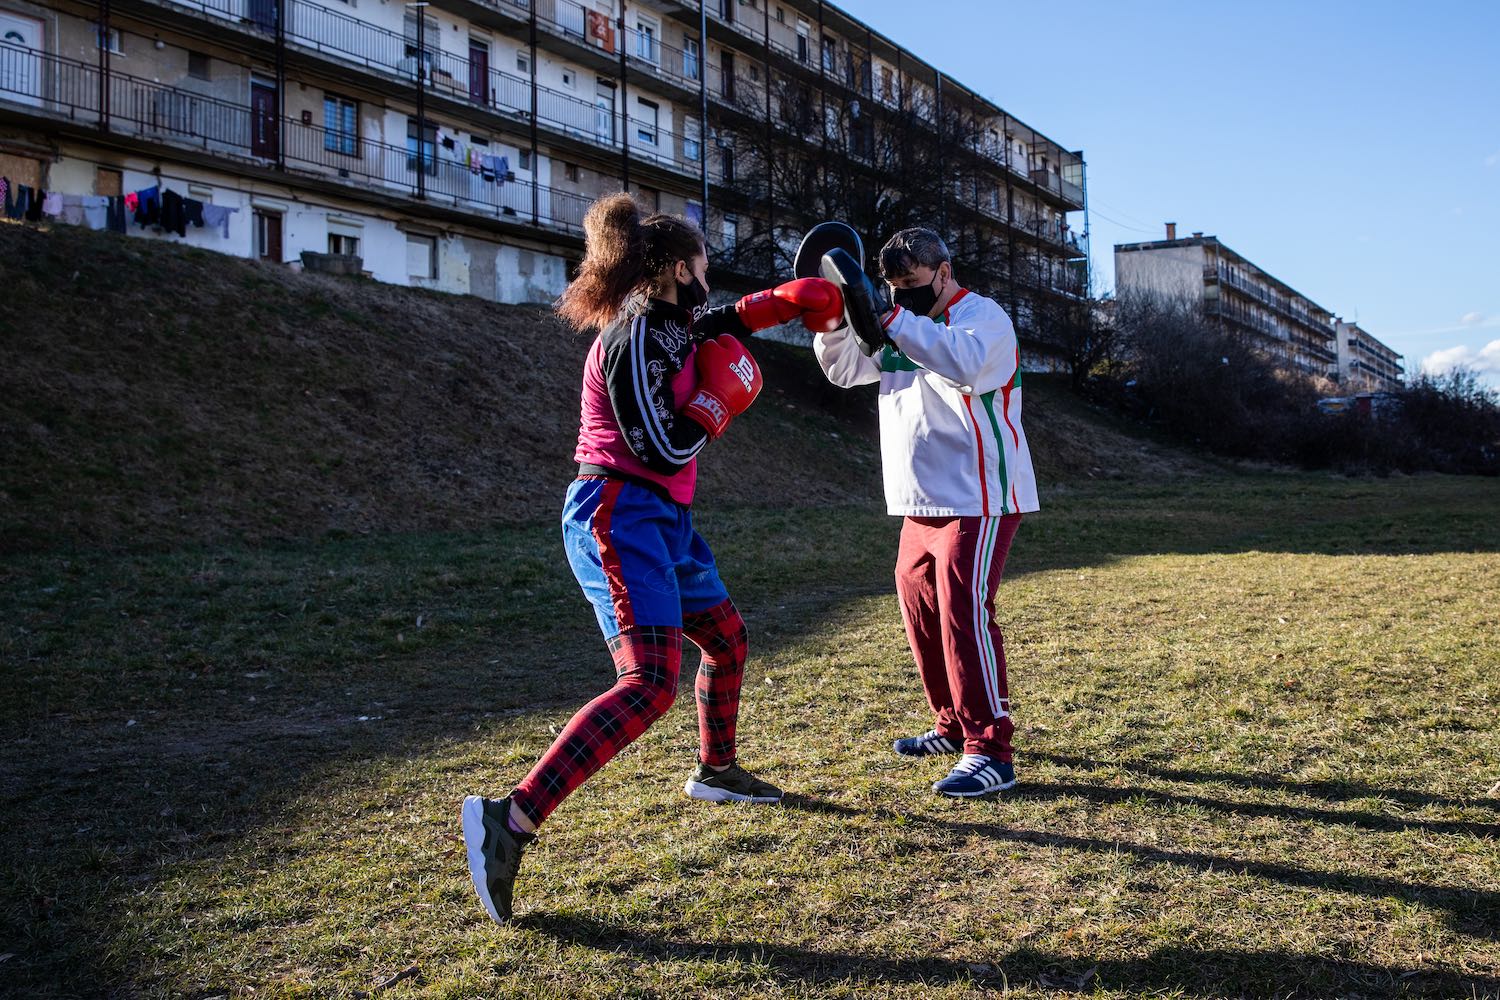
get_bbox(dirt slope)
[0,221,1204,553]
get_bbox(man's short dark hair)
[879,228,952,278]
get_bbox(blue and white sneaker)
[932,754,1017,797]
[892,730,962,758]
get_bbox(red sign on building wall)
[586,10,615,51]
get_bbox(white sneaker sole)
[932,778,1018,798]
[683,779,782,804]
[461,796,502,924]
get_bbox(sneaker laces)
[953,754,993,775]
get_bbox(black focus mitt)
[793,221,864,279]
[819,248,893,357]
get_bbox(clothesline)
[433,129,512,184]
[1,177,237,238]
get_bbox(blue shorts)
[562,477,730,639]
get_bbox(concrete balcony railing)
[124,0,709,182]
[0,41,596,232]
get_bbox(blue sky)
[845,0,1500,382]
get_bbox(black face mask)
[891,269,946,317]
[677,274,708,311]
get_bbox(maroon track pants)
[895,514,1022,761]
[509,598,748,828]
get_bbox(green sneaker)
[683,761,783,804]
[461,795,533,924]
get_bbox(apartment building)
[1335,319,1404,392]
[1115,227,1347,381]
[1,0,1087,355]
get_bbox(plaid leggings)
[509,598,748,828]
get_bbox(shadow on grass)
[1022,780,1500,839]
[3,477,1499,994]
[524,910,1500,998]
[779,795,1500,939]
[1034,751,1500,815]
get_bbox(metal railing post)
[274,0,286,170]
[97,0,111,131]
[529,1,538,225]
[619,2,629,191]
[698,0,707,220]
[416,2,426,197]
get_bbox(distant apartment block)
[1113,225,1400,388]
[1335,319,1404,392]
[0,0,1086,356]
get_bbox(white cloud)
[1421,339,1500,377]
[1460,311,1486,326]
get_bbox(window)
[323,94,358,155]
[820,36,835,74]
[188,51,211,79]
[97,27,122,53]
[684,119,700,161]
[564,162,579,182]
[561,68,575,88]
[518,148,532,171]
[722,214,737,248]
[686,202,703,229]
[881,66,894,101]
[637,186,659,212]
[406,118,437,175]
[328,232,360,257]
[403,12,438,71]
[684,36,700,80]
[635,97,658,145]
[96,167,123,197]
[517,51,530,74]
[635,17,658,63]
[720,146,734,183]
[776,6,785,24]
[749,64,759,82]
[406,234,436,279]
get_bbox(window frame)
[323,93,359,156]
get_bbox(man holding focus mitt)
[814,227,1038,798]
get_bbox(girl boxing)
[463,193,843,924]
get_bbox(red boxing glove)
[735,277,844,333]
[683,335,764,439]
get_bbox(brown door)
[254,209,282,262]
[720,51,734,101]
[468,41,488,104]
[251,80,279,159]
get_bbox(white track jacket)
[814,288,1039,518]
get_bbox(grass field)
[3,473,1499,998]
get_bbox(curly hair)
[554,193,706,331]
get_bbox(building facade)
[1,0,1086,355]
[1334,319,1404,392]
[1115,227,1378,384]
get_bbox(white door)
[594,91,614,144]
[0,12,43,108]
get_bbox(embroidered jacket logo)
[729,355,755,391]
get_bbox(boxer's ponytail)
[556,192,705,331]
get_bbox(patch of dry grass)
[3,474,1498,997]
